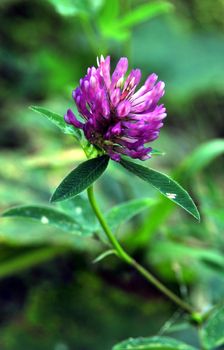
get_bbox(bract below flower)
[65,55,166,161]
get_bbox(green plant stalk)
[87,185,194,315]
[80,15,98,56]
[80,15,108,57]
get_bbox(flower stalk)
[87,185,195,315]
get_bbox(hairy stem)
[87,185,194,314]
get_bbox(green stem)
[80,16,108,57]
[81,16,98,56]
[129,260,193,314]
[87,185,194,315]
[87,186,132,263]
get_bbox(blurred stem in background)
[80,15,99,55]
[80,15,108,56]
[0,246,67,280]
[122,0,132,60]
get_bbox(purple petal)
[66,56,166,162]
[100,56,111,89]
[123,69,141,91]
[116,100,131,117]
[64,109,84,129]
[130,73,158,101]
[110,88,121,107]
[111,57,128,88]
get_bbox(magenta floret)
[65,55,166,161]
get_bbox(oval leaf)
[1,205,83,234]
[120,158,200,221]
[112,336,197,350]
[30,106,81,139]
[51,155,110,202]
[105,197,157,231]
[200,305,224,349]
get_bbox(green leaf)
[114,1,173,30]
[1,205,83,234]
[120,158,200,221]
[112,336,197,350]
[97,0,121,39]
[93,249,117,264]
[99,1,172,41]
[58,194,98,233]
[163,322,190,334]
[151,149,165,156]
[51,155,110,202]
[105,198,157,231]
[98,0,119,26]
[200,305,224,349]
[0,246,68,280]
[132,139,224,248]
[30,106,81,139]
[150,241,224,267]
[177,139,224,179]
[102,29,130,41]
[47,0,103,17]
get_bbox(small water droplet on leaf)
[75,207,82,215]
[41,216,49,224]
[166,193,177,199]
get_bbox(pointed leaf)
[120,158,200,221]
[30,106,81,139]
[132,139,224,248]
[151,148,165,156]
[1,205,83,234]
[93,249,117,264]
[51,155,110,202]
[105,198,157,231]
[112,336,197,350]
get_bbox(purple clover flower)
[65,55,166,162]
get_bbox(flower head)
[65,55,166,161]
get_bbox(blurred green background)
[0,0,224,349]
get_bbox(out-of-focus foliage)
[0,268,171,350]
[200,305,224,349]
[0,0,224,349]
